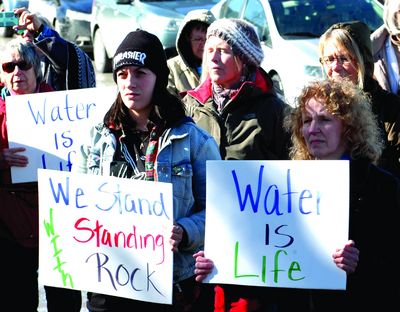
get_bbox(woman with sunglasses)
[0,38,54,311]
[319,21,400,178]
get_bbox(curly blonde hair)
[284,78,384,163]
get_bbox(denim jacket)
[76,119,221,282]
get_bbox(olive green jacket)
[167,9,215,97]
[183,68,290,160]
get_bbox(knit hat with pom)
[206,18,264,67]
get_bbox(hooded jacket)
[167,9,215,97]
[330,21,400,177]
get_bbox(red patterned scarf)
[145,125,164,181]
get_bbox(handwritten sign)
[204,160,349,290]
[6,87,116,183]
[38,169,174,304]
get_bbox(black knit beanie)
[112,30,169,87]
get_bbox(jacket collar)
[186,68,273,105]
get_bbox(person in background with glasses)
[319,21,400,178]
[0,38,54,312]
[12,7,95,91]
[167,9,215,97]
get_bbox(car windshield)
[269,0,383,38]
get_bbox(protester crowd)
[0,2,399,312]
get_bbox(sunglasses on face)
[1,60,33,73]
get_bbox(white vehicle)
[28,0,93,55]
[211,0,384,106]
[91,0,219,73]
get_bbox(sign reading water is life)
[38,169,174,304]
[204,160,349,290]
[6,87,116,183]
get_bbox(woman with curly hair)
[283,78,400,311]
[195,78,400,312]
[287,78,384,162]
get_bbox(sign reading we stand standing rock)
[38,169,174,304]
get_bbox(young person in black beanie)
[75,29,221,312]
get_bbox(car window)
[269,0,383,38]
[220,0,244,19]
[244,0,271,47]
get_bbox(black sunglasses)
[2,61,33,73]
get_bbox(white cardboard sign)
[204,160,349,290]
[6,87,116,183]
[38,169,174,304]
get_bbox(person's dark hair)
[103,86,186,130]
[107,29,186,129]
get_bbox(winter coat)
[364,76,400,177]
[306,159,400,312]
[183,68,290,160]
[167,9,215,97]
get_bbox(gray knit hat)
[206,18,264,67]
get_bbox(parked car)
[211,0,384,105]
[0,0,29,37]
[28,0,93,55]
[91,0,219,73]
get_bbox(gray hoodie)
[167,9,215,97]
